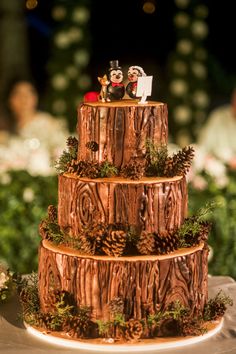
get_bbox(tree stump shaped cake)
[20,65,232,346]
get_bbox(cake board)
[25,318,223,352]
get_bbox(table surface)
[0,276,236,354]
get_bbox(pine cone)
[79,233,95,255]
[86,141,99,152]
[181,316,203,336]
[125,319,143,341]
[163,157,174,176]
[38,219,49,240]
[164,146,195,177]
[109,297,124,315]
[67,136,78,151]
[47,205,57,222]
[198,221,211,242]
[209,302,226,320]
[102,229,126,257]
[79,160,100,178]
[183,220,211,247]
[121,158,145,180]
[155,233,179,255]
[136,231,156,255]
[63,316,89,338]
[82,223,106,254]
[158,318,180,337]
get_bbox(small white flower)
[54,32,71,49]
[192,20,208,39]
[175,0,190,9]
[52,99,67,114]
[173,60,188,75]
[77,74,91,89]
[192,62,207,78]
[192,90,209,108]
[194,5,208,19]
[66,66,78,78]
[52,6,67,21]
[74,50,90,66]
[170,79,188,96]
[72,7,90,24]
[177,39,193,54]
[174,12,190,28]
[52,74,69,90]
[23,188,35,203]
[174,105,192,123]
[24,138,40,150]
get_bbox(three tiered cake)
[20,93,231,347]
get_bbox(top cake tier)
[77,100,168,169]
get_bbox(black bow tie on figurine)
[107,60,125,101]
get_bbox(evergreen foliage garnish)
[177,202,214,247]
[204,290,233,321]
[66,159,118,179]
[145,140,194,177]
[54,136,78,174]
[99,161,118,178]
[39,218,64,244]
[145,140,168,176]
[96,319,113,337]
[18,272,40,322]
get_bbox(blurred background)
[0,0,236,277]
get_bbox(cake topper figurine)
[107,60,125,101]
[126,65,146,99]
[97,74,110,102]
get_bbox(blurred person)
[197,87,236,169]
[0,78,69,175]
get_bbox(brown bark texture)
[77,101,168,169]
[58,175,188,238]
[38,241,208,321]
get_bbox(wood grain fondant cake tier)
[77,100,168,168]
[58,174,188,237]
[38,240,208,322]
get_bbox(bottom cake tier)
[38,240,208,323]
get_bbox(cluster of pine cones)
[136,231,179,255]
[79,223,127,257]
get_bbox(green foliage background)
[189,170,236,279]
[0,171,57,274]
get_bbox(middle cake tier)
[58,174,188,238]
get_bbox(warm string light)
[26,0,38,10]
[143,0,156,14]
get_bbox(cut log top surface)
[42,239,204,262]
[62,173,183,185]
[81,100,165,108]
